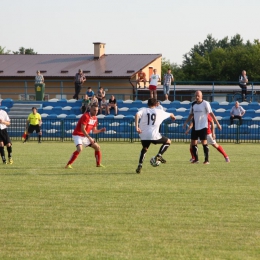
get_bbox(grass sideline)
[0,141,259,259]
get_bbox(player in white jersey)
[135,98,176,173]
[0,109,13,164]
[183,90,221,164]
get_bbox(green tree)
[0,46,11,54]
[13,47,37,54]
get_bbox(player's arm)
[135,114,142,133]
[25,119,30,130]
[81,123,94,144]
[211,120,215,139]
[0,118,10,126]
[183,114,193,129]
[209,112,222,130]
[185,121,193,135]
[92,126,106,134]
[169,113,176,121]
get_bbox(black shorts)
[0,128,12,145]
[28,124,41,134]
[191,128,207,141]
[141,136,168,149]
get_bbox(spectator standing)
[137,69,147,89]
[183,90,221,164]
[149,69,160,100]
[81,94,91,113]
[239,70,248,101]
[24,107,42,143]
[65,104,106,168]
[73,69,86,100]
[107,95,118,115]
[155,101,164,110]
[35,70,44,84]
[230,101,246,125]
[163,69,174,101]
[86,87,95,100]
[97,87,106,107]
[135,98,176,174]
[0,108,13,164]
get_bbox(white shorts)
[72,135,91,147]
[207,134,216,145]
[198,134,216,145]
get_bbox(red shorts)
[149,85,157,91]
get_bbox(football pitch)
[0,141,259,259]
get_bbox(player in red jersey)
[185,114,230,163]
[65,104,106,169]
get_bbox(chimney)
[93,42,106,59]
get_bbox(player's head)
[242,70,246,75]
[148,98,157,107]
[32,107,37,114]
[235,101,239,107]
[90,104,99,116]
[195,90,203,102]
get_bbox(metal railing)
[1,79,260,102]
[8,118,260,143]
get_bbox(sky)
[0,0,259,65]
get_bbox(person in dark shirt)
[107,95,118,115]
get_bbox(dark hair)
[32,107,37,110]
[88,87,92,89]
[91,104,99,109]
[148,98,157,107]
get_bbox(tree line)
[2,34,260,82]
[162,34,260,82]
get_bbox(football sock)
[190,147,195,159]
[217,145,228,158]
[38,135,41,142]
[7,146,12,158]
[139,148,147,164]
[95,150,101,165]
[67,150,80,165]
[203,144,209,162]
[0,146,6,162]
[192,145,198,161]
[158,143,170,155]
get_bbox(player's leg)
[36,125,42,143]
[0,140,6,164]
[211,141,230,162]
[65,136,84,168]
[150,90,153,98]
[90,142,103,167]
[154,137,171,163]
[6,143,13,164]
[154,89,157,100]
[191,129,199,163]
[189,142,195,162]
[136,141,151,173]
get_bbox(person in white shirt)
[183,90,221,164]
[149,69,161,100]
[0,109,13,164]
[230,101,245,125]
[135,98,175,174]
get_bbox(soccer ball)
[150,157,161,167]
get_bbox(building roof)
[0,54,161,78]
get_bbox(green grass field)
[0,141,259,259]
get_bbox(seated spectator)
[107,95,118,115]
[137,69,147,89]
[155,100,164,110]
[86,87,95,100]
[97,87,106,107]
[81,94,90,113]
[99,97,108,115]
[230,101,246,125]
[90,95,98,106]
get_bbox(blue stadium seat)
[1,99,14,108]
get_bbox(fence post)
[212,82,215,102]
[130,119,133,143]
[61,119,64,142]
[173,82,176,101]
[24,81,28,100]
[60,81,63,99]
